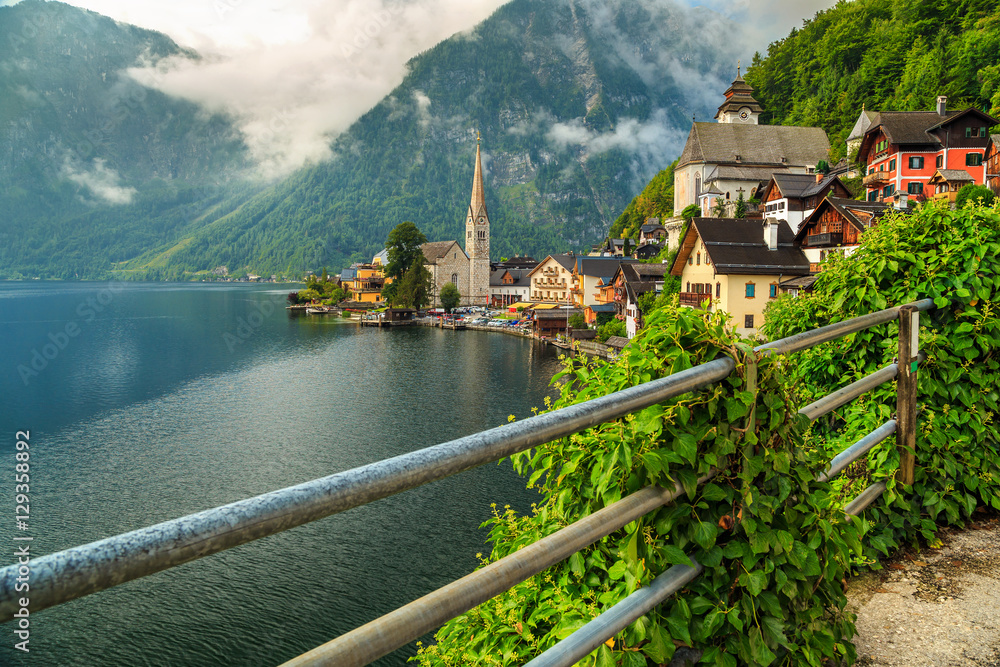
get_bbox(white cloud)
[547,109,688,163]
[36,0,836,177]
[62,158,138,204]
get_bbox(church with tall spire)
[465,133,491,306]
[419,135,492,306]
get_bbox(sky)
[4,0,837,177]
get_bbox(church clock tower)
[716,63,763,125]
[465,134,491,306]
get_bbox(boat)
[305,306,332,314]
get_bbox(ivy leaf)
[749,627,777,665]
[607,561,628,580]
[661,546,694,567]
[642,623,675,664]
[675,432,698,465]
[569,551,585,577]
[595,644,616,667]
[694,521,717,550]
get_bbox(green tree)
[384,221,428,280]
[395,261,434,309]
[955,184,996,208]
[622,237,631,257]
[733,191,748,218]
[596,318,625,341]
[567,313,586,329]
[440,281,461,313]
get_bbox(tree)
[816,159,830,174]
[287,291,300,305]
[955,184,995,209]
[622,237,631,257]
[596,318,625,342]
[440,282,461,313]
[395,261,434,309]
[567,313,586,329]
[384,222,428,280]
[734,191,748,218]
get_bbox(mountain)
[745,0,1000,162]
[1,0,747,279]
[0,0,259,279]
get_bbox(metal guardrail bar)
[0,356,736,621]
[844,482,888,516]
[282,471,722,667]
[798,364,898,421]
[756,298,933,356]
[817,420,897,483]
[524,558,703,667]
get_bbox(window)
[868,166,874,175]
[908,156,924,170]
[451,273,458,284]
[769,283,778,298]
[967,153,983,167]
[907,181,923,195]
[716,282,721,298]
[686,282,691,292]
[744,314,754,329]
[745,282,755,298]
[467,231,472,239]
[936,155,943,168]
[688,257,693,265]
[868,190,878,202]
[889,159,896,172]
[696,252,701,265]
[882,184,895,197]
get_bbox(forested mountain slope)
[745,0,1000,161]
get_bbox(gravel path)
[847,512,1000,666]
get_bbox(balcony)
[678,292,712,309]
[862,171,888,187]
[804,232,843,247]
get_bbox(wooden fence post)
[895,305,918,485]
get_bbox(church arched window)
[695,173,702,197]
[451,273,459,284]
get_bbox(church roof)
[847,109,878,141]
[421,240,465,264]
[678,123,830,169]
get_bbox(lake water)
[0,282,562,666]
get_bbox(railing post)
[895,305,918,485]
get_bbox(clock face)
[739,108,750,121]
[477,217,485,224]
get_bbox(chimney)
[937,95,947,116]
[815,172,824,184]
[764,220,778,251]
[895,192,909,210]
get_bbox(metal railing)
[0,299,934,666]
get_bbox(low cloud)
[547,109,688,168]
[62,158,138,204]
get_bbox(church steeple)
[716,62,763,124]
[469,133,489,222]
[465,133,490,306]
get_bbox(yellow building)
[340,258,391,304]
[669,218,809,337]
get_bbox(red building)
[859,96,999,204]
[986,134,1000,197]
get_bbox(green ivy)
[761,201,1000,563]
[415,303,862,666]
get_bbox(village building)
[674,68,831,217]
[858,97,999,204]
[528,254,576,304]
[609,263,671,338]
[986,134,1000,196]
[633,244,660,260]
[793,198,893,271]
[670,218,810,337]
[340,263,387,303]
[760,173,853,233]
[571,256,642,308]
[489,267,532,307]
[639,219,667,244]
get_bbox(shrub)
[596,318,625,342]
[954,184,995,209]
